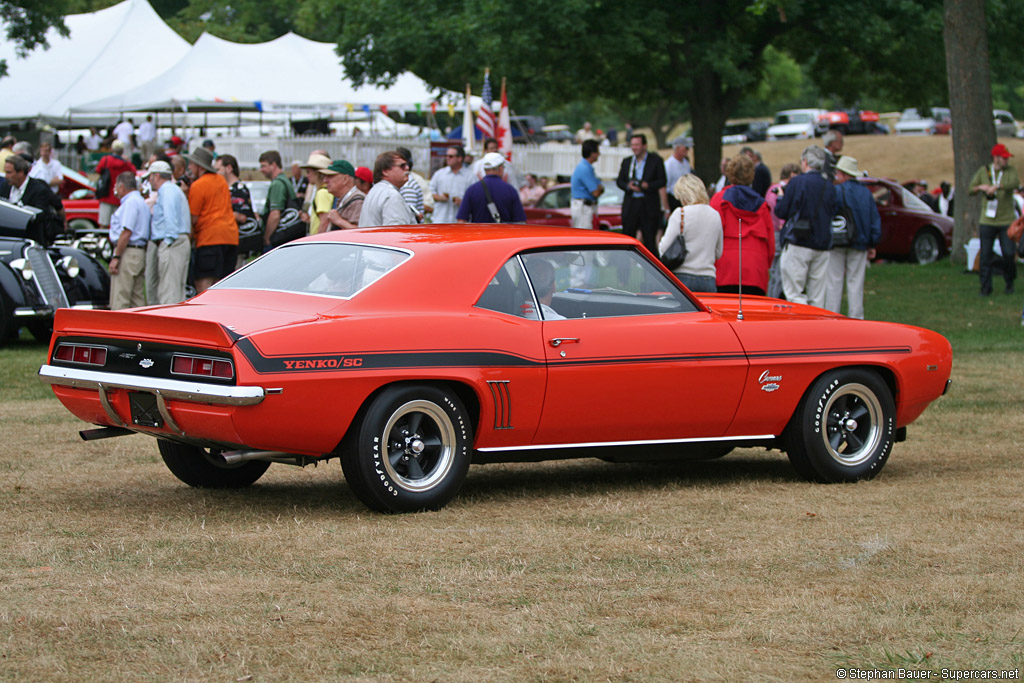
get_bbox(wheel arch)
[783,363,898,443]
[333,378,482,456]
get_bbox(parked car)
[720,121,768,145]
[523,182,623,231]
[766,109,827,141]
[893,107,951,135]
[819,109,884,135]
[861,177,953,264]
[0,200,110,344]
[993,109,1018,137]
[40,225,952,513]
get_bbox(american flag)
[476,69,495,138]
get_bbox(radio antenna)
[737,216,744,321]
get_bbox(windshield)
[900,186,933,212]
[213,242,411,299]
[775,112,812,125]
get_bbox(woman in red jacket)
[709,154,775,296]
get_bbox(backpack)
[831,183,859,248]
[95,166,111,199]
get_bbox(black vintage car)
[0,200,110,345]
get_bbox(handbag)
[784,177,827,244]
[267,176,306,247]
[269,208,305,247]
[1009,215,1024,242]
[830,185,859,247]
[659,208,687,270]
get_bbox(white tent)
[0,0,191,125]
[73,31,464,117]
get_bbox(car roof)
[306,224,637,251]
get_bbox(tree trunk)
[690,71,729,190]
[944,0,994,267]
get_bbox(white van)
[766,108,827,141]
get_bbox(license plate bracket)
[129,392,163,428]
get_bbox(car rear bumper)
[39,364,265,405]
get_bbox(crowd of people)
[3,122,1023,324]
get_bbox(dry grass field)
[2,137,1024,679]
[726,133,1024,191]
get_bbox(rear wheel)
[341,384,472,513]
[158,440,270,488]
[911,228,942,264]
[785,369,895,483]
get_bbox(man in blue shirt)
[108,172,151,310]
[143,160,192,305]
[456,153,526,224]
[824,155,881,320]
[571,139,604,229]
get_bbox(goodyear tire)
[785,369,895,483]
[341,385,472,513]
[158,440,270,488]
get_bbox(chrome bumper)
[39,365,265,406]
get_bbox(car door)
[524,187,572,227]
[519,248,749,447]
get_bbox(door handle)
[549,337,580,347]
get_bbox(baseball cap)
[355,166,373,183]
[482,152,506,170]
[991,143,1013,158]
[141,160,173,177]
[321,159,355,177]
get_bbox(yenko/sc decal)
[283,357,363,370]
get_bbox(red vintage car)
[523,183,623,230]
[862,177,954,264]
[57,164,112,260]
[39,226,952,513]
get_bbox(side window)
[555,187,571,208]
[538,191,559,209]
[869,184,891,207]
[520,248,698,320]
[475,257,531,317]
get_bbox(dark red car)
[523,183,623,231]
[862,177,953,264]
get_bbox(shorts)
[99,202,115,227]
[193,244,239,281]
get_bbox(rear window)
[213,242,411,299]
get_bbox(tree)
[944,0,995,267]
[0,1,71,78]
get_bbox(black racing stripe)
[235,338,544,374]
[234,338,912,375]
[746,346,913,360]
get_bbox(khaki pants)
[109,247,147,310]
[146,235,191,305]
[825,247,869,319]
[780,243,830,308]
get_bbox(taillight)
[54,343,107,366]
[171,354,234,379]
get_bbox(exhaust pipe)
[221,449,299,464]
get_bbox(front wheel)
[158,440,270,488]
[785,369,895,483]
[911,228,942,264]
[341,384,472,513]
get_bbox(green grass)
[865,260,1023,353]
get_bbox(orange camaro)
[40,226,952,513]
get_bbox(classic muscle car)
[40,226,952,513]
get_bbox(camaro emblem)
[759,369,782,393]
[139,358,154,369]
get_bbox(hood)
[721,184,766,216]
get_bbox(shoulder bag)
[659,207,687,270]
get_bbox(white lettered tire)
[341,385,472,513]
[785,369,895,483]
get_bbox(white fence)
[214,136,432,175]
[215,136,633,181]
[65,135,634,183]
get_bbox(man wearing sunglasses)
[429,145,475,224]
[358,151,417,227]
